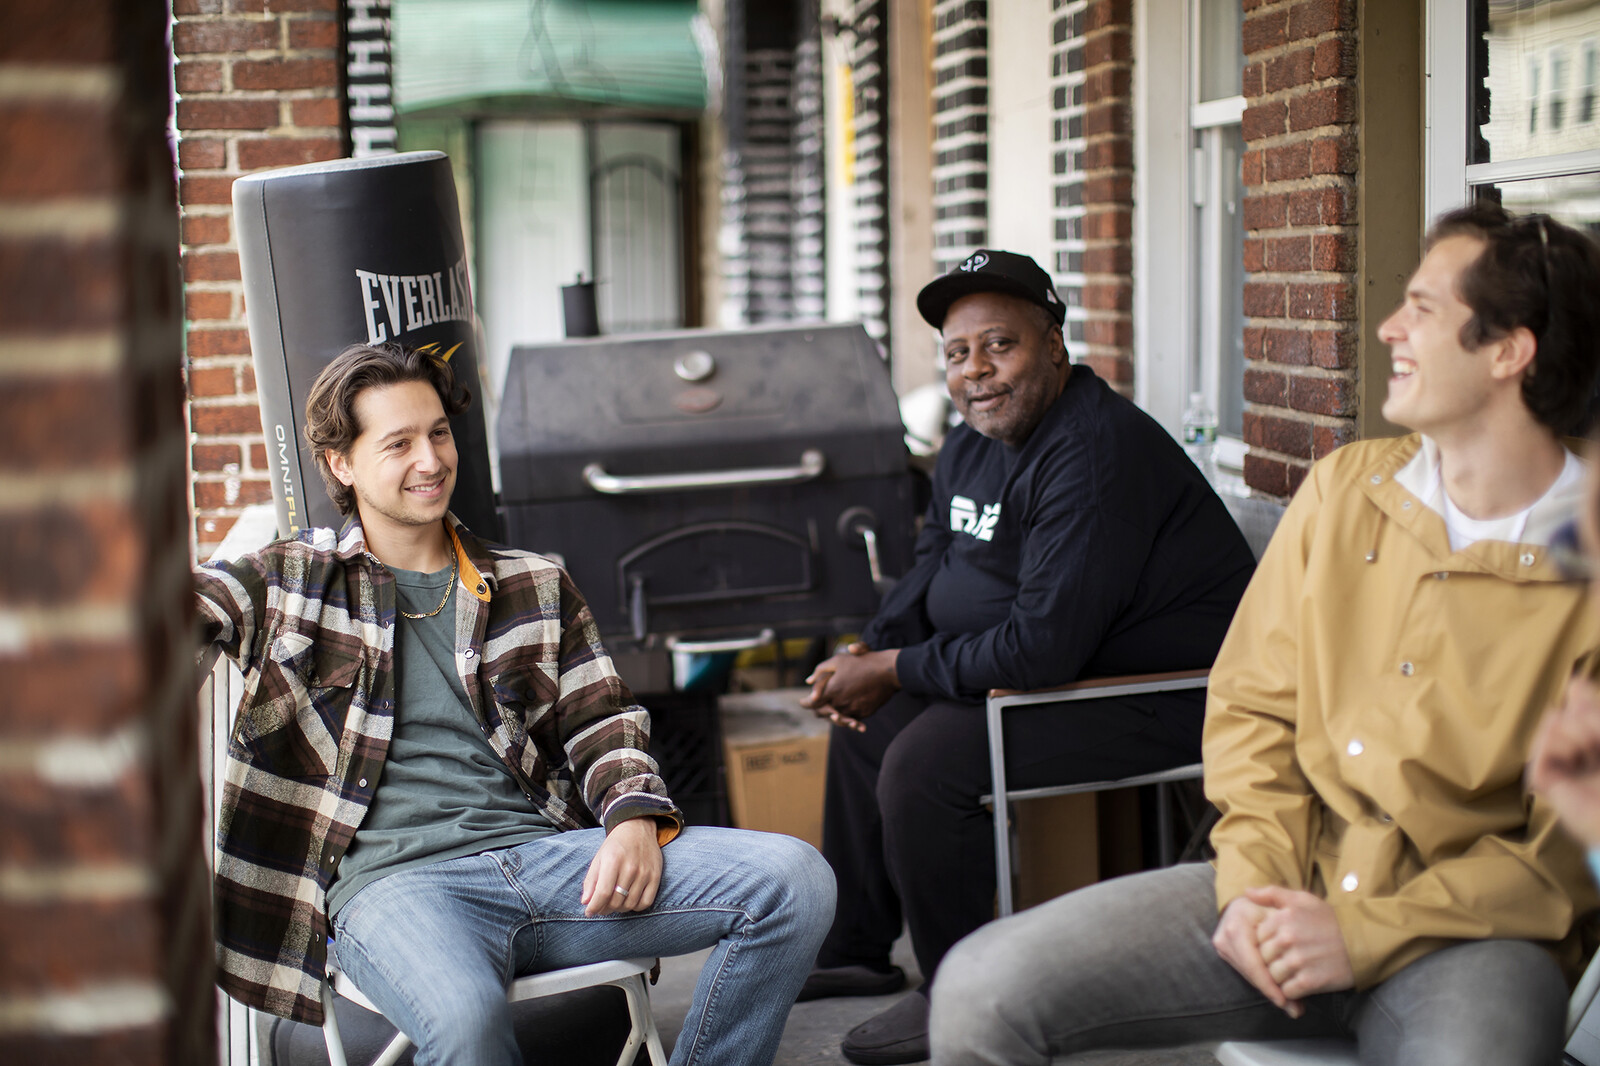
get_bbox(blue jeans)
[331,826,835,1066]
[930,863,1569,1066]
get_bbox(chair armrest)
[988,669,1209,711]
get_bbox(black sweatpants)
[816,687,1204,987]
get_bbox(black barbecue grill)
[496,323,918,650]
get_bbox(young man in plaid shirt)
[197,342,834,1066]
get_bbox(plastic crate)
[641,690,729,830]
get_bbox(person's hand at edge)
[581,816,662,916]
[1529,675,1600,849]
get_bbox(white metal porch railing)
[199,504,281,1066]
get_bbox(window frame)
[1426,0,1600,218]
[1134,0,1247,482]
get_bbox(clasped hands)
[1212,887,1354,1018]
[800,641,901,732]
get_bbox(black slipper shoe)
[841,993,929,1065]
[796,963,907,1002]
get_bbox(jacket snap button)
[358,778,368,788]
[1434,572,1448,580]
[1347,739,1363,756]
[1342,872,1359,892]
[477,583,486,594]
[1520,552,1536,567]
[1370,475,1382,484]
[1399,662,1414,676]
[464,648,475,658]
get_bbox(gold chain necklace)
[398,552,458,619]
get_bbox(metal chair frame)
[981,669,1211,917]
[320,955,667,1066]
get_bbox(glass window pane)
[1189,124,1245,439]
[1198,0,1242,102]
[592,124,684,334]
[1473,170,1600,236]
[1219,128,1244,439]
[1471,1,1600,164]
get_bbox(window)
[1135,0,1245,486]
[1432,0,1600,228]
[1191,0,1246,453]
[1551,48,1569,131]
[1582,41,1596,124]
[1529,55,1541,134]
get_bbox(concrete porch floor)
[648,931,1220,1066]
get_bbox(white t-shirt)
[1394,435,1585,552]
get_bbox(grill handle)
[582,450,826,495]
[664,629,776,654]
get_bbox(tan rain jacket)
[1205,435,1599,989]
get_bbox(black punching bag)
[233,151,498,540]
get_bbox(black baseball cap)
[916,249,1066,329]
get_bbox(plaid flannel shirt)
[196,512,681,1024]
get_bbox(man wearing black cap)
[798,250,1256,1064]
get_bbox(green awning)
[394,0,710,118]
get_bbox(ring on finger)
[614,885,629,897]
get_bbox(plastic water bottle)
[1182,392,1218,484]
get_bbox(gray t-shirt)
[326,561,554,918]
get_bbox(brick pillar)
[930,0,989,275]
[1078,0,1133,391]
[0,3,213,1064]
[1240,0,1359,497]
[1051,0,1090,355]
[850,0,892,350]
[791,2,827,321]
[173,0,345,559]
[742,47,800,323]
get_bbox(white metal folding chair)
[1213,943,1600,1065]
[981,669,1211,917]
[320,955,668,1066]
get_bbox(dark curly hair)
[303,342,472,515]
[1426,201,1600,434]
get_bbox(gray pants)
[929,863,1568,1066]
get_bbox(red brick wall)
[1078,0,1134,390]
[1239,0,1359,497]
[174,0,345,558]
[0,2,214,1063]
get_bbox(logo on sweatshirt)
[950,495,1001,541]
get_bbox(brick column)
[1240,0,1359,497]
[1078,0,1133,391]
[849,0,892,349]
[930,0,989,275]
[0,3,213,1063]
[1051,0,1090,354]
[173,0,344,559]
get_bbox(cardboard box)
[1009,787,1143,911]
[718,688,831,851]
[1011,793,1099,911]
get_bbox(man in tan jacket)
[929,204,1600,1066]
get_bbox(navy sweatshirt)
[863,365,1256,702]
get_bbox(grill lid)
[498,323,909,501]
